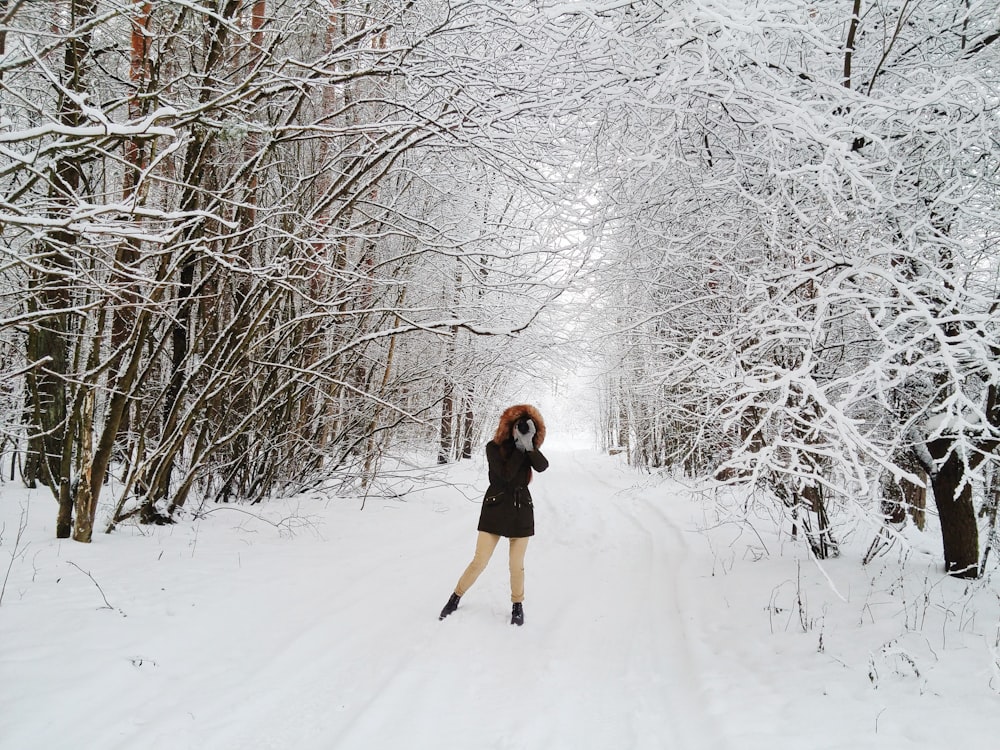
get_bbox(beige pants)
[455,531,529,603]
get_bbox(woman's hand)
[513,418,536,452]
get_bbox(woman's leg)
[455,531,502,596]
[508,537,529,603]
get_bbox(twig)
[66,560,115,611]
[195,505,319,538]
[0,502,30,608]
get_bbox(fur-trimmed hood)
[492,404,546,448]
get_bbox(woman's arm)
[528,448,549,473]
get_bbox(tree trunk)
[881,450,927,530]
[72,389,96,542]
[26,0,99,534]
[461,390,474,459]
[86,312,153,523]
[928,442,979,578]
[800,482,837,559]
[24,287,69,499]
[437,378,454,465]
[113,0,151,368]
[144,0,239,514]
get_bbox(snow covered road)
[3,448,1000,749]
[201,448,729,750]
[0,449,729,750]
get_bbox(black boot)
[439,592,460,620]
[511,602,524,626]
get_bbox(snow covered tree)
[1,0,589,536]
[587,1,999,576]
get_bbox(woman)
[439,404,549,626]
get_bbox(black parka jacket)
[478,438,549,538]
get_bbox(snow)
[2,445,999,749]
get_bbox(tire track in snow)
[528,449,729,750]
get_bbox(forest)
[2,0,998,580]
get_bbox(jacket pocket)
[483,492,504,506]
